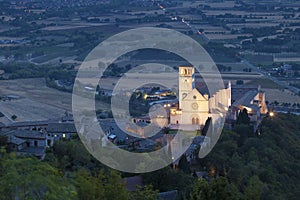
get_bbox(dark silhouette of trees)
[178,154,191,173]
[236,108,250,125]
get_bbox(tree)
[208,177,239,200]
[142,166,194,196]
[0,136,7,147]
[0,155,77,199]
[178,154,191,173]
[11,115,17,120]
[202,117,212,136]
[190,178,209,200]
[131,185,158,200]
[74,169,105,200]
[236,80,244,85]
[103,170,129,200]
[190,177,240,200]
[233,124,253,146]
[236,108,250,125]
[61,166,130,200]
[244,176,263,200]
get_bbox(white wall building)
[170,66,231,128]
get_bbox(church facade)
[170,66,231,127]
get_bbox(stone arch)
[191,116,200,125]
[192,118,196,124]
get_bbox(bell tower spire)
[178,66,195,109]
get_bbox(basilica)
[169,66,231,127]
[127,65,268,136]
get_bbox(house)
[12,130,47,148]
[3,130,47,159]
[229,85,268,122]
[0,116,79,158]
[7,135,26,151]
[5,120,52,131]
[126,114,169,138]
[46,122,78,146]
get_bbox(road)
[150,0,204,36]
[241,59,300,95]
[0,108,14,123]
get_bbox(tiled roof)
[8,120,52,127]
[47,123,77,133]
[232,90,257,107]
[7,135,26,145]
[232,90,260,112]
[11,130,46,139]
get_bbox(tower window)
[193,95,197,99]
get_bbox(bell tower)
[178,66,195,109]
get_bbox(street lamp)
[269,112,274,117]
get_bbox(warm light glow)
[62,134,66,138]
[269,112,274,117]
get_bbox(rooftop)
[7,135,26,145]
[47,123,77,133]
[11,130,46,140]
[8,120,53,127]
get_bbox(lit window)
[63,134,66,138]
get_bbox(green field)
[244,54,274,65]
[246,78,284,89]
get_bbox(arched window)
[192,117,200,125]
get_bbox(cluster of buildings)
[121,65,269,168]
[268,63,298,78]
[0,115,77,159]
[127,66,268,138]
[1,65,269,162]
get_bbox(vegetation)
[11,114,17,120]
[1,113,299,199]
[0,138,158,200]
[198,113,300,200]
